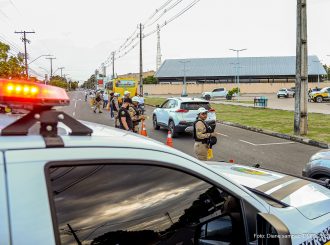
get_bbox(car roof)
[169,97,208,103]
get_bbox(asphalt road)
[62,91,322,176]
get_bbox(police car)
[0,79,330,245]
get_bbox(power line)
[146,0,184,28]
[142,0,174,25]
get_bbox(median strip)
[145,97,330,148]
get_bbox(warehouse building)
[155,56,327,84]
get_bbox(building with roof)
[155,56,327,84]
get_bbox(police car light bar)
[0,79,70,106]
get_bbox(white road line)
[74,100,77,109]
[73,111,75,117]
[256,142,295,146]
[239,140,256,146]
[216,132,229,137]
[239,140,295,146]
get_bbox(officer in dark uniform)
[118,98,134,131]
[193,107,217,160]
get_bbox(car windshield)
[181,102,211,110]
[279,89,286,92]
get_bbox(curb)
[218,120,329,149]
[146,103,329,149]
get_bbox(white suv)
[152,97,216,137]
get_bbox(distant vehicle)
[277,88,295,98]
[309,87,330,103]
[303,149,330,181]
[112,77,138,97]
[152,97,216,137]
[202,88,228,100]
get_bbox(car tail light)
[175,109,189,113]
[208,108,216,112]
[0,79,70,106]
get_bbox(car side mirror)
[194,215,233,245]
[256,213,292,245]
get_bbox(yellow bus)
[112,78,138,97]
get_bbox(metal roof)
[155,56,327,78]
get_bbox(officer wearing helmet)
[129,96,145,133]
[193,107,217,160]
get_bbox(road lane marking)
[239,140,256,146]
[73,111,75,117]
[216,132,228,137]
[239,140,295,146]
[256,142,295,146]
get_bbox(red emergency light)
[0,79,70,107]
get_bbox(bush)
[226,87,240,100]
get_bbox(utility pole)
[179,60,190,97]
[67,224,82,245]
[294,0,308,135]
[59,67,65,77]
[156,24,162,71]
[112,51,115,79]
[230,48,247,102]
[14,31,35,78]
[46,57,56,78]
[139,23,143,95]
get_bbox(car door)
[327,88,330,101]
[5,146,268,245]
[156,99,170,125]
[0,152,10,245]
[159,99,175,125]
[213,88,225,97]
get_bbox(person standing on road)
[93,91,103,113]
[193,107,216,161]
[130,96,145,133]
[112,93,120,127]
[103,91,109,109]
[118,98,134,131]
[109,92,115,118]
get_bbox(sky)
[0,0,329,82]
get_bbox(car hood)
[207,162,330,220]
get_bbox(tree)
[143,75,158,84]
[49,75,68,89]
[81,74,96,89]
[0,41,25,78]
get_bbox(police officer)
[130,96,145,133]
[112,93,120,127]
[118,98,134,131]
[193,107,216,161]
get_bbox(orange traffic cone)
[229,159,235,164]
[140,120,148,137]
[166,130,173,147]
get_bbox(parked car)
[202,88,228,100]
[277,88,295,98]
[303,149,330,180]
[152,97,216,137]
[309,87,330,103]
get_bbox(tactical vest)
[193,119,214,143]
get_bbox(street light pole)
[229,48,247,101]
[179,60,190,97]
